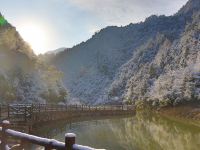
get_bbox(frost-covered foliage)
[108,1,200,107]
[43,1,190,104]
[44,0,200,106]
[0,14,67,104]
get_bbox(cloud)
[68,0,188,26]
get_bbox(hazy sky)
[0,0,188,54]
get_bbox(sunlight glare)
[18,23,47,54]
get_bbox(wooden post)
[24,106,27,122]
[39,104,41,113]
[65,133,76,150]
[0,120,10,150]
[7,105,10,118]
[30,104,33,120]
[65,105,68,111]
[0,104,1,118]
[69,105,71,111]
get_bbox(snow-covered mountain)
[108,0,200,106]
[0,14,67,104]
[44,0,200,106]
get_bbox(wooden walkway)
[0,104,135,132]
[0,104,135,150]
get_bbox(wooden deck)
[0,104,135,150]
[0,104,135,132]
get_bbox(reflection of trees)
[33,115,200,150]
[108,114,200,150]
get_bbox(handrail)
[0,104,135,121]
[0,104,135,149]
[0,120,104,150]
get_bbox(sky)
[0,0,188,54]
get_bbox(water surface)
[33,114,200,150]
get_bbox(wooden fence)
[0,104,135,149]
[0,104,135,124]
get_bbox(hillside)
[0,13,67,104]
[46,47,66,55]
[108,0,200,107]
[43,0,200,106]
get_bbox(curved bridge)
[0,104,135,150]
[0,104,135,132]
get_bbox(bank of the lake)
[155,104,200,127]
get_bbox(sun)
[18,23,47,54]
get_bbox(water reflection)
[33,114,200,150]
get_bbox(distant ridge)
[46,47,67,55]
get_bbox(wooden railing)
[0,120,104,150]
[0,104,135,149]
[0,104,135,122]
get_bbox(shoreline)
[155,105,200,127]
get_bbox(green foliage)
[0,16,7,26]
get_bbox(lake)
[32,113,200,150]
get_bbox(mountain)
[108,0,200,106]
[44,0,200,106]
[177,0,200,15]
[46,47,67,55]
[0,13,67,104]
